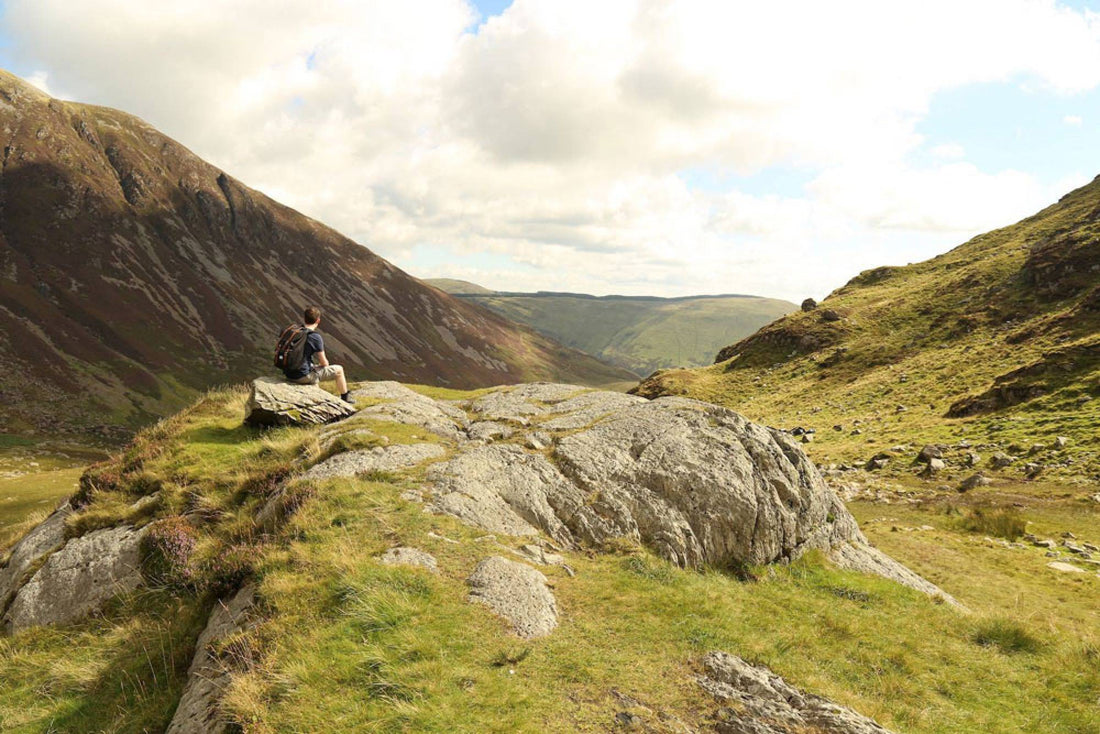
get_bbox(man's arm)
[315,350,330,367]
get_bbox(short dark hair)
[303,306,321,325]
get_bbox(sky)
[1,0,1099,302]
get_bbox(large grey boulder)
[4,525,146,632]
[466,556,558,638]
[328,382,953,602]
[0,503,71,613]
[244,377,355,427]
[303,443,447,480]
[698,651,894,734]
[167,584,257,734]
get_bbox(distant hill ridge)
[0,71,633,439]
[427,279,794,375]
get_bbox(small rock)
[1033,539,1057,549]
[833,425,843,432]
[801,433,814,444]
[1047,561,1086,574]
[916,445,943,463]
[1023,462,1044,480]
[963,452,981,468]
[466,557,558,639]
[821,309,842,322]
[921,458,946,478]
[379,547,439,573]
[990,452,1015,469]
[801,298,818,312]
[958,473,990,492]
[1027,444,1046,456]
[244,377,356,427]
[1054,436,1069,449]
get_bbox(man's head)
[303,306,322,326]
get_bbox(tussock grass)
[959,507,1028,540]
[972,620,1044,655]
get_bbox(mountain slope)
[426,281,794,376]
[0,71,633,439]
[635,176,1100,477]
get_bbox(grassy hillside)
[0,385,1096,732]
[635,176,1100,480]
[427,284,794,376]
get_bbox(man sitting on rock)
[285,306,354,404]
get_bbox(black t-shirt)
[286,330,324,379]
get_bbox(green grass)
[0,386,1097,732]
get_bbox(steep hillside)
[0,383,1095,732]
[0,71,632,440]
[427,282,794,376]
[635,176,1100,479]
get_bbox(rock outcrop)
[4,525,146,632]
[698,651,894,733]
[167,585,257,734]
[0,503,71,611]
[244,377,356,427]
[392,384,952,602]
[466,556,558,639]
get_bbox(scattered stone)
[244,377,355,427]
[833,424,844,432]
[916,445,943,463]
[958,473,990,492]
[865,457,889,471]
[466,556,558,639]
[1024,462,1044,480]
[1027,443,1046,456]
[511,544,575,576]
[801,298,818,312]
[990,452,1015,469]
[921,458,946,478]
[801,433,814,444]
[820,309,842,322]
[466,421,515,442]
[895,404,908,413]
[1064,543,1088,556]
[1062,531,1077,539]
[0,503,71,611]
[1084,543,1100,553]
[963,452,981,468]
[1090,493,1100,504]
[5,525,146,632]
[166,585,257,734]
[1047,561,1086,574]
[697,651,894,734]
[1033,539,1057,549]
[379,547,439,573]
[1054,436,1069,449]
[303,443,446,480]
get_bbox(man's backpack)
[274,324,310,374]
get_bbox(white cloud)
[1064,114,1084,125]
[3,0,1100,302]
[23,70,51,95]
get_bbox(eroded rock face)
[698,651,894,734]
[466,556,558,639]
[0,503,71,612]
[245,377,356,427]
[167,584,257,734]
[4,525,146,632]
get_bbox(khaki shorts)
[291,364,344,385]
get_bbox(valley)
[427,280,794,377]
